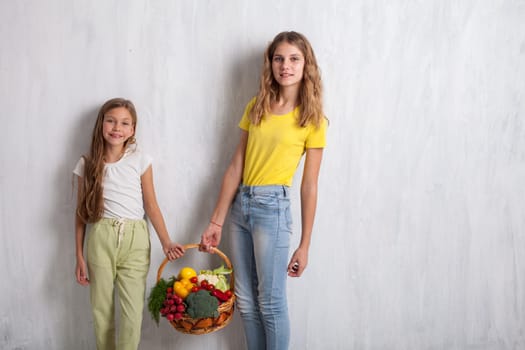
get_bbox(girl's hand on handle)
[75,258,90,286]
[199,222,222,253]
[287,247,308,277]
[163,242,185,261]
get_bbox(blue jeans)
[230,185,292,350]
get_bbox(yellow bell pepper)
[173,281,189,299]
[180,278,194,291]
[178,267,197,280]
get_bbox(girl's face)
[102,107,135,148]
[271,42,305,89]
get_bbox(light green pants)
[87,218,151,350]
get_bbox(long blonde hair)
[76,98,137,223]
[250,31,324,128]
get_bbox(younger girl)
[74,98,184,350]
[200,31,327,350]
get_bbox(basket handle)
[156,243,234,290]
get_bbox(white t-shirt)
[73,145,153,220]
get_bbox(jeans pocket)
[252,193,279,209]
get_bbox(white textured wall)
[1,1,524,349]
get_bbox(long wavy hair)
[76,98,137,223]
[250,31,324,128]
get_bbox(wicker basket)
[155,243,235,335]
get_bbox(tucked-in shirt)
[73,145,152,220]
[239,97,327,186]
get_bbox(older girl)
[200,31,327,349]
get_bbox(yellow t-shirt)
[239,98,327,186]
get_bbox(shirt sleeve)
[140,152,153,175]
[238,97,257,131]
[305,117,328,148]
[73,157,85,177]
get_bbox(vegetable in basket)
[148,277,175,325]
[173,278,194,299]
[178,266,197,280]
[197,265,232,292]
[185,290,219,318]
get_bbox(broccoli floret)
[185,290,219,318]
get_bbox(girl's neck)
[104,145,126,163]
[272,87,299,115]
